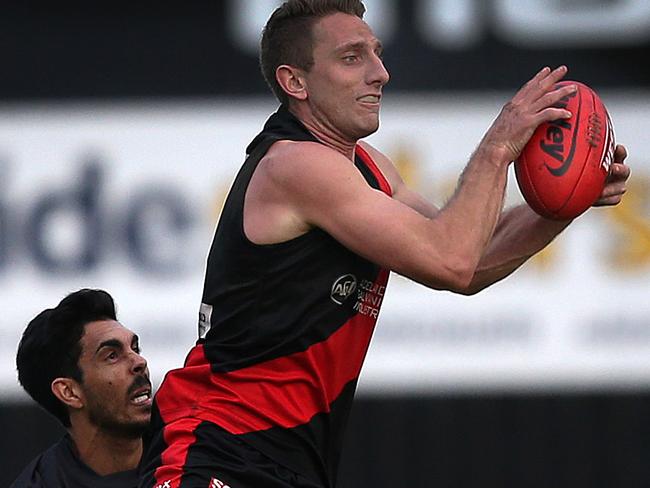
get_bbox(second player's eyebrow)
[95,333,139,355]
[95,338,124,355]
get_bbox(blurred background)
[1,1,650,486]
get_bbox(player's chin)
[120,418,151,438]
[131,401,153,416]
[127,411,152,430]
[126,400,153,423]
[352,117,380,138]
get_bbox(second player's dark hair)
[260,0,366,105]
[16,289,117,427]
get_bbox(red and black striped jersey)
[153,106,391,487]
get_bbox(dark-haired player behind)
[140,1,630,487]
[11,289,152,488]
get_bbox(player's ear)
[51,377,84,410]
[276,65,308,101]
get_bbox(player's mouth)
[130,386,152,407]
[128,375,153,407]
[357,94,381,105]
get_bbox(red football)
[515,81,616,220]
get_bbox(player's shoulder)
[266,139,346,165]
[9,441,59,488]
[260,140,355,187]
[9,457,41,488]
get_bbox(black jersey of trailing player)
[10,435,139,488]
[153,105,391,487]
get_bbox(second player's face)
[303,12,390,141]
[76,320,152,437]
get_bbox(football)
[514,81,616,220]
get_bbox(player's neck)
[288,105,357,160]
[69,422,142,476]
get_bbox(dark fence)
[3,393,650,488]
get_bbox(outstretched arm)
[464,145,630,294]
[368,143,630,294]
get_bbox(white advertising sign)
[0,93,648,399]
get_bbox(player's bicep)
[275,149,438,275]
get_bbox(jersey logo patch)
[331,274,357,305]
[199,302,213,339]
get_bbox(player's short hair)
[16,289,117,427]
[260,0,366,105]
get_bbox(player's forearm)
[427,144,511,287]
[461,204,571,294]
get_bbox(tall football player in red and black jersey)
[11,289,152,488]
[139,1,630,487]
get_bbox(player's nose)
[369,53,390,86]
[131,350,148,374]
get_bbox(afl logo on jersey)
[331,274,357,305]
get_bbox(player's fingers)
[531,83,577,113]
[530,66,552,84]
[530,65,568,94]
[603,180,627,196]
[514,66,568,104]
[512,67,551,103]
[543,65,569,87]
[594,186,626,205]
[614,144,628,163]
[533,106,572,125]
[593,195,624,207]
[607,162,631,183]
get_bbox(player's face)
[302,12,389,140]
[76,320,152,437]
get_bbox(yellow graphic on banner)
[392,144,419,188]
[606,175,650,271]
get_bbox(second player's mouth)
[130,387,152,406]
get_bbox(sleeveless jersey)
[153,106,391,486]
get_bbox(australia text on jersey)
[353,279,386,319]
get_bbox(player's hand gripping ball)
[515,81,616,220]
